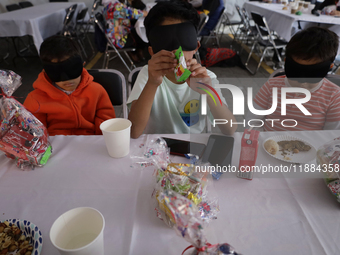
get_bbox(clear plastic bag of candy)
[130,136,170,169]
[0,70,52,170]
[159,190,241,255]
[316,137,340,202]
[150,139,219,227]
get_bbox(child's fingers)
[154,50,175,58]
[186,58,197,67]
[150,62,177,71]
[153,56,177,65]
[189,63,203,73]
[190,66,207,77]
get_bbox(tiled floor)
[0,33,271,133]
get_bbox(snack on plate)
[278,140,311,157]
[264,139,279,155]
[316,137,340,202]
[0,221,33,255]
[175,46,192,82]
[159,190,241,255]
[0,70,52,170]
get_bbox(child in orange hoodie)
[24,36,116,136]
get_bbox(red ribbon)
[182,243,218,255]
[0,93,22,99]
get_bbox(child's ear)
[148,46,154,56]
[194,41,201,53]
[83,61,86,67]
[330,63,334,69]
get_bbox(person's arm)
[94,87,116,135]
[128,50,178,138]
[23,93,48,128]
[324,92,340,130]
[186,59,237,135]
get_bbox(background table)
[0,130,340,255]
[244,2,340,42]
[0,2,87,51]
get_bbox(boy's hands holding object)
[148,50,177,87]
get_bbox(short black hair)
[286,27,339,62]
[144,0,200,40]
[39,35,82,63]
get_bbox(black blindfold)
[43,55,83,83]
[148,22,198,54]
[285,56,332,84]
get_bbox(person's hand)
[148,50,177,87]
[329,10,340,16]
[143,10,148,17]
[186,58,210,92]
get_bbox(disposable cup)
[50,207,105,255]
[100,118,132,158]
[291,7,298,14]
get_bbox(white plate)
[263,135,316,163]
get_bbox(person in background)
[246,27,340,131]
[103,0,148,62]
[199,0,224,36]
[24,36,116,136]
[128,0,237,138]
[312,0,340,15]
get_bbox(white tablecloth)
[0,130,340,255]
[244,2,340,42]
[0,2,87,51]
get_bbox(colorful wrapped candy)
[0,70,52,170]
[316,137,340,202]
[175,46,192,82]
[160,190,241,255]
[150,138,219,227]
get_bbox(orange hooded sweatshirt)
[24,68,116,136]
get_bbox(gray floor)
[0,33,271,133]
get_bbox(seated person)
[24,36,116,136]
[313,0,340,15]
[102,0,148,61]
[127,0,237,138]
[246,27,340,131]
[199,0,224,36]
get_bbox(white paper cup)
[100,118,132,158]
[50,207,105,255]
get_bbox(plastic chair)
[94,12,136,72]
[6,4,21,12]
[19,1,33,8]
[87,69,128,118]
[127,67,143,96]
[244,12,287,75]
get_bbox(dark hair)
[286,27,339,62]
[39,35,82,63]
[144,0,200,39]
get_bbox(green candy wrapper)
[174,46,191,82]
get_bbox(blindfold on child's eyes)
[285,56,332,83]
[148,22,198,54]
[42,55,83,83]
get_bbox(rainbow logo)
[197,82,223,106]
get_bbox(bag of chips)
[175,46,192,82]
[316,137,340,202]
[0,70,52,170]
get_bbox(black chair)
[6,4,21,12]
[204,7,225,47]
[244,12,287,75]
[196,13,209,63]
[94,12,136,72]
[127,67,143,96]
[87,69,128,118]
[19,1,33,8]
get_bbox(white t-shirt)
[127,65,227,134]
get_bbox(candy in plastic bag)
[160,190,240,255]
[0,70,52,170]
[316,137,340,202]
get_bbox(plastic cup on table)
[50,207,105,255]
[100,118,132,158]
